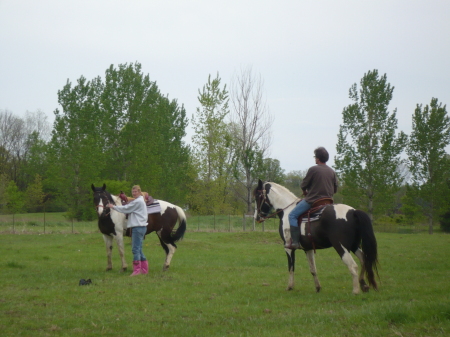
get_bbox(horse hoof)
[121,267,127,273]
[362,285,370,293]
[106,268,112,272]
[286,286,293,291]
[316,287,321,293]
[162,265,170,271]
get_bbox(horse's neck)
[270,186,297,209]
[110,194,121,205]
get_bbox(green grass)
[1,231,449,336]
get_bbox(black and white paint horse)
[91,184,187,272]
[254,180,378,294]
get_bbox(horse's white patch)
[341,247,355,266]
[158,200,170,215]
[300,222,306,236]
[334,204,354,221]
[110,196,127,231]
[340,244,360,294]
[97,199,104,216]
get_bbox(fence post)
[13,213,15,234]
[243,213,246,231]
[214,213,216,231]
[229,214,231,232]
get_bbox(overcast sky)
[1,0,449,173]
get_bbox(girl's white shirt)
[113,195,148,228]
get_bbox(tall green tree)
[26,174,45,212]
[5,180,25,214]
[48,63,190,219]
[0,110,25,185]
[100,63,190,203]
[405,98,450,234]
[335,70,407,220]
[258,158,285,184]
[47,75,105,220]
[0,173,9,212]
[190,73,233,214]
[284,170,306,197]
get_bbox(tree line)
[1,65,449,232]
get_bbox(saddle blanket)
[147,201,161,214]
[300,206,326,225]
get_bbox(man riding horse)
[286,147,338,249]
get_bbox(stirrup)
[284,239,300,250]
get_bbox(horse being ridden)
[254,180,379,295]
[92,184,187,272]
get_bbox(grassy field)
[1,231,450,336]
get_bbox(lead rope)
[258,199,299,223]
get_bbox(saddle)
[119,191,154,206]
[298,197,333,253]
[297,197,333,224]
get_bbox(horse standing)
[253,180,378,294]
[91,184,186,272]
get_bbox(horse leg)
[115,232,128,272]
[285,248,296,290]
[339,245,361,294]
[157,232,177,271]
[103,234,113,271]
[305,250,321,292]
[355,248,369,292]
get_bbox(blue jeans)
[131,226,147,261]
[288,199,312,227]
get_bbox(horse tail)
[172,206,187,242]
[354,210,379,290]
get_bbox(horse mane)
[266,182,298,199]
[104,191,116,204]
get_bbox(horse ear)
[91,184,95,192]
[102,183,106,191]
[258,179,263,188]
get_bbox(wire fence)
[0,212,280,234]
[0,212,433,235]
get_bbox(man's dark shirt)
[301,164,338,203]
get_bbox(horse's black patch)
[97,215,117,236]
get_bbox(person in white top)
[107,185,148,276]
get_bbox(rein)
[257,200,298,222]
[256,189,299,223]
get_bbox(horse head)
[91,183,112,217]
[253,179,274,222]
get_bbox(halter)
[94,190,117,217]
[255,188,299,223]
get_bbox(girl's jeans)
[131,226,147,261]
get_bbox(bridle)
[94,191,116,217]
[255,188,299,223]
